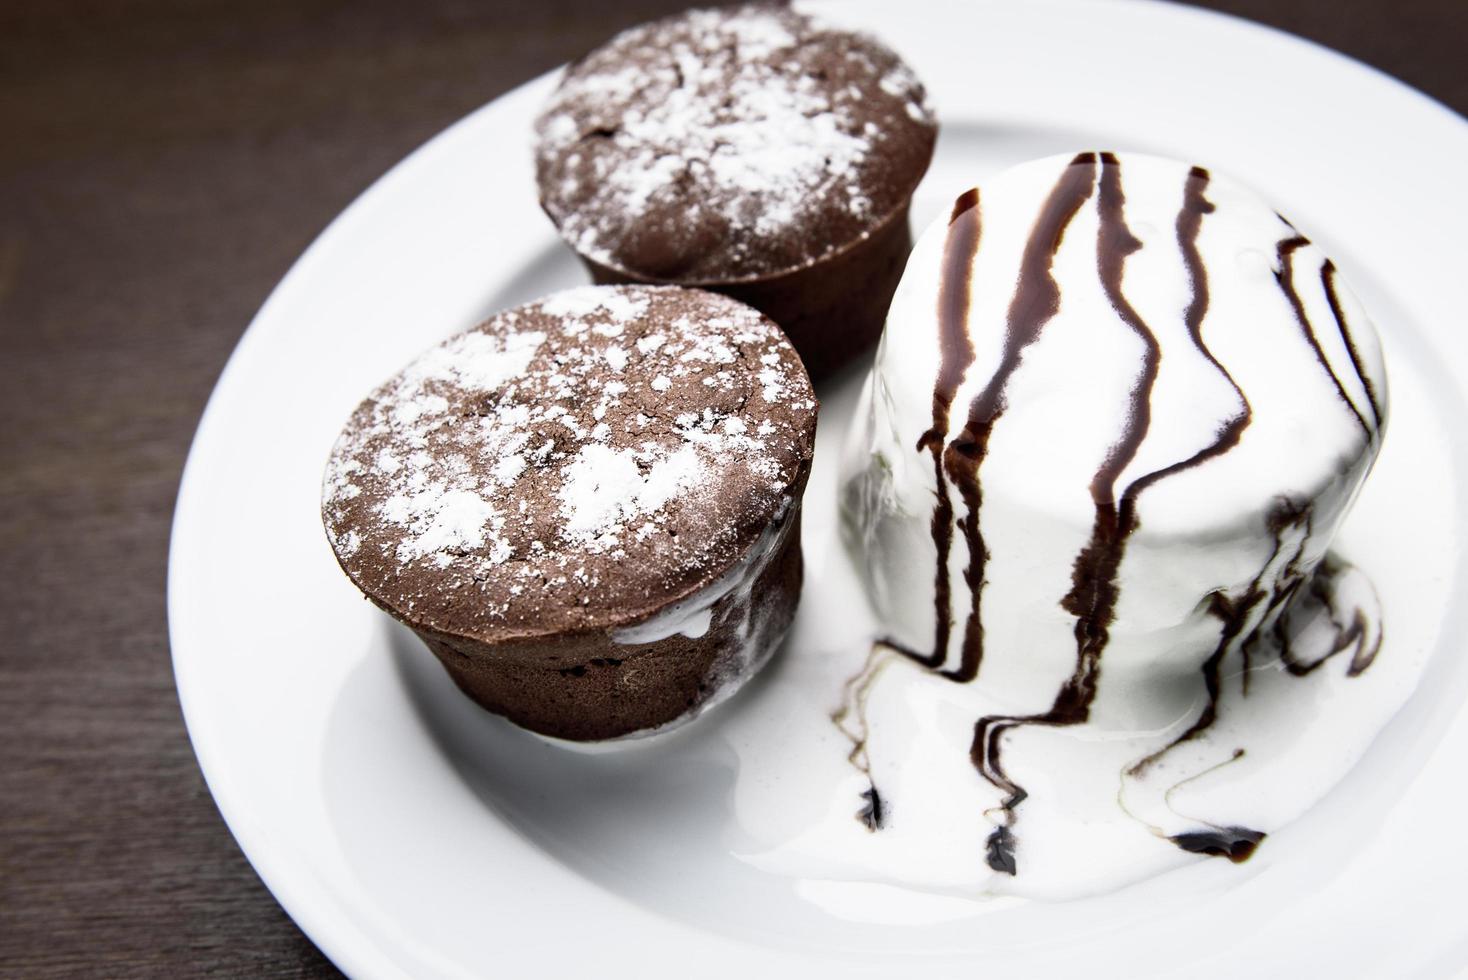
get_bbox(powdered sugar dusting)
[558,443,705,551]
[539,285,649,324]
[384,486,506,565]
[321,285,817,635]
[328,329,547,574]
[535,3,936,280]
[407,329,545,392]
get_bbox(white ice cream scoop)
[840,150,1387,875]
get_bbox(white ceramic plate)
[170,1,1468,975]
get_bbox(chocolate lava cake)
[533,3,938,380]
[322,285,817,741]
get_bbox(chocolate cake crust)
[533,3,937,284]
[322,285,817,649]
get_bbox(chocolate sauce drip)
[1276,237,1373,439]
[1233,505,1316,691]
[858,786,885,831]
[1258,508,1315,623]
[1123,168,1252,502]
[896,188,983,671]
[1138,518,1379,858]
[1128,498,1309,779]
[847,158,1098,841]
[1321,261,1385,431]
[884,159,1095,687]
[1170,827,1265,862]
[971,153,1159,873]
[985,826,1018,876]
[1086,150,1159,514]
[1129,221,1370,756]
[1276,554,1383,678]
[938,153,1101,689]
[1127,496,1391,862]
[831,643,893,831]
[1115,165,1255,768]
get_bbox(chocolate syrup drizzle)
[972,153,1177,873]
[1124,234,1385,803]
[1276,237,1375,442]
[831,643,894,831]
[1130,505,1379,862]
[1322,261,1386,432]
[943,156,1102,690]
[1275,554,1383,678]
[860,154,1097,846]
[881,153,1099,687]
[1171,826,1265,862]
[844,156,1384,877]
[1128,497,1309,780]
[889,188,982,672]
[1104,225,1385,863]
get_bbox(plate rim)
[167,1,1468,976]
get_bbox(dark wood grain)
[0,1,1461,975]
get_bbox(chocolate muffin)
[322,285,817,742]
[534,3,938,380]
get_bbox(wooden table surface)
[2,1,1463,975]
